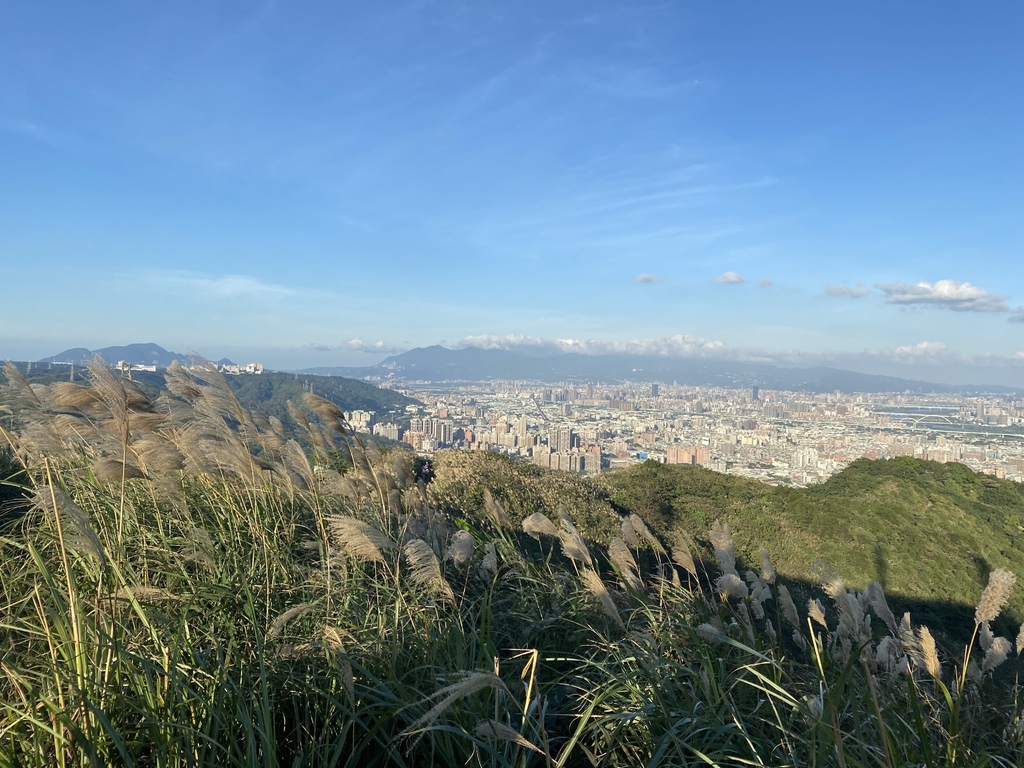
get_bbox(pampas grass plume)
[976,568,1016,624]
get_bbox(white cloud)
[874,279,1008,312]
[633,273,660,284]
[312,338,405,354]
[1009,307,1024,323]
[825,283,868,298]
[714,271,744,285]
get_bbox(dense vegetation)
[1,360,1023,766]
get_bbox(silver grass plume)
[629,514,667,556]
[558,518,593,569]
[760,549,776,584]
[2,361,44,411]
[35,486,106,564]
[478,542,497,580]
[620,517,639,548]
[522,512,558,540]
[864,581,897,633]
[132,436,185,473]
[92,458,147,483]
[608,537,643,592]
[670,532,698,578]
[403,538,454,601]
[400,671,508,739]
[302,393,347,433]
[919,626,941,678]
[709,520,737,576]
[447,530,475,567]
[778,584,801,629]
[716,573,748,600]
[267,602,316,642]
[1016,624,1024,656]
[474,720,542,753]
[807,598,828,628]
[975,568,1016,624]
[483,489,512,529]
[982,636,1013,674]
[980,620,995,653]
[580,567,623,627]
[328,516,396,563]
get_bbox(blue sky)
[2,1,1022,384]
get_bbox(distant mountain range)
[303,345,1020,395]
[37,343,233,368]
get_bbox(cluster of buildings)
[345,380,1024,487]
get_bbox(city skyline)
[2,2,1022,384]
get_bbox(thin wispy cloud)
[874,280,1008,312]
[306,339,405,354]
[825,283,869,298]
[715,271,745,285]
[757,278,772,287]
[1009,307,1024,324]
[139,271,294,299]
[458,333,727,358]
[456,333,1024,376]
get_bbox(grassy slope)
[599,456,1024,625]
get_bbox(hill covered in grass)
[598,457,1024,629]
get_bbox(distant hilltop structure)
[115,360,263,376]
[38,343,264,376]
[218,362,264,375]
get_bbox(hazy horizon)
[3,2,1021,387]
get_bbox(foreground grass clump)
[1,360,1023,766]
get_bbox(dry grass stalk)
[975,568,1016,624]
[522,512,558,540]
[1016,623,1024,656]
[112,586,181,603]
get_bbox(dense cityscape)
[348,380,1024,486]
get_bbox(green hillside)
[599,456,1024,628]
